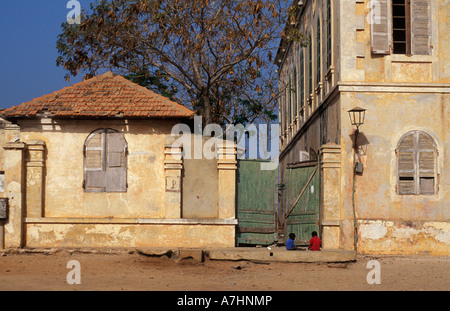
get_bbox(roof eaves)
[275,0,308,67]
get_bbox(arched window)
[84,129,128,192]
[316,18,321,85]
[293,66,297,117]
[397,131,437,195]
[299,48,305,110]
[326,0,332,68]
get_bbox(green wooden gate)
[283,163,320,245]
[236,160,278,245]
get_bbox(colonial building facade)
[276,0,449,255]
[0,72,238,249]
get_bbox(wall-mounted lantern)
[348,107,367,253]
[348,107,366,130]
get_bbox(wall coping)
[25,217,238,226]
[3,142,26,150]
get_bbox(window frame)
[396,130,438,195]
[299,48,305,111]
[392,0,411,54]
[371,0,432,55]
[308,33,313,96]
[293,66,298,120]
[316,18,321,86]
[83,128,128,193]
[326,0,332,69]
[279,87,284,136]
[288,76,292,125]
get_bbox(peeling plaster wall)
[359,220,450,255]
[336,0,450,255]
[25,223,235,248]
[6,118,237,248]
[343,0,449,84]
[276,0,450,255]
[340,91,449,255]
[18,119,175,219]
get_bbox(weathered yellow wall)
[341,91,449,255]
[25,223,236,248]
[349,0,449,84]
[2,118,238,249]
[337,0,450,255]
[18,118,173,219]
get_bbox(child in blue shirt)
[286,233,303,250]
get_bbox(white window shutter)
[370,0,391,54]
[411,0,431,55]
[84,130,128,192]
[397,133,415,194]
[418,133,435,194]
[105,131,127,192]
[86,170,106,191]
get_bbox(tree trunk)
[201,89,212,125]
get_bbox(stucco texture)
[18,119,174,219]
[341,91,449,255]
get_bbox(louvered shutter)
[397,131,436,195]
[418,133,435,194]
[397,133,415,194]
[411,0,431,55]
[105,131,127,192]
[85,131,106,191]
[371,0,391,54]
[86,171,106,190]
[85,132,103,169]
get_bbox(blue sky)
[0,1,94,109]
[0,0,279,160]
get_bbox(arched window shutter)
[418,133,435,194]
[397,131,437,195]
[397,133,415,194]
[84,129,127,193]
[105,131,128,192]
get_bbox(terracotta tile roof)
[2,71,195,119]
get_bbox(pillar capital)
[217,142,237,171]
[3,142,26,150]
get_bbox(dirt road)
[0,249,448,291]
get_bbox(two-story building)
[276,0,449,255]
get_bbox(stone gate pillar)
[217,142,237,220]
[320,143,342,249]
[164,145,183,219]
[3,142,26,248]
[26,141,46,218]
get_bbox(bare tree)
[56,0,296,126]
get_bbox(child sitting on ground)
[286,233,303,250]
[308,231,321,251]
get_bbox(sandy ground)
[0,249,448,291]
